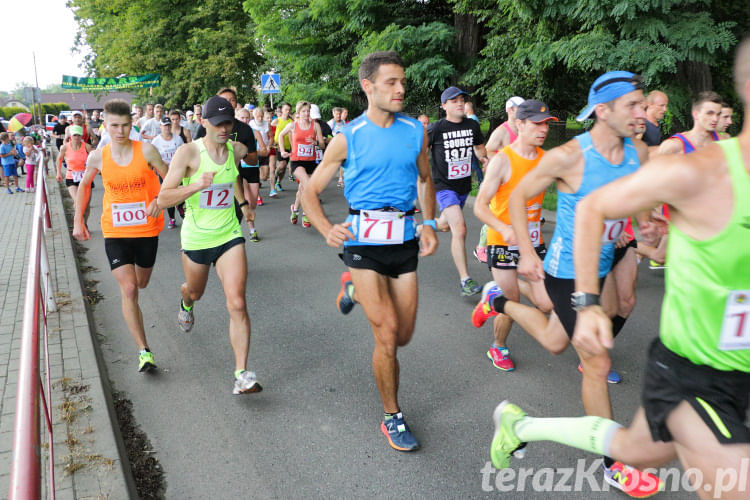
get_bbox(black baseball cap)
[441,86,469,104]
[160,116,171,125]
[203,96,235,126]
[515,100,558,123]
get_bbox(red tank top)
[290,121,316,162]
[65,143,88,179]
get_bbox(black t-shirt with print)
[427,117,484,195]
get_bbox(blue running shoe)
[577,364,622,384]
[380,412,419,451]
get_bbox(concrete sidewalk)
[0,163,131,498]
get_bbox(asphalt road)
[76,176,690,499]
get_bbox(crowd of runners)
[51,40,748,498]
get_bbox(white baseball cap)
[505,96,525,111]
[309,104,322,120]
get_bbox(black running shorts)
[488,244,546,270]
[612,238,637,268]
[340,239,419,278]
[104,236,159,270]
[642,338,750,444]
[544,273,605,339]
[240,166,260,184]
[291,160,317,176]
[183,237,245,266]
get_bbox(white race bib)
[447,159,472,180]
[71,170,85,183]
[112,201,147,227]
[602,218,627,244]
[297,143,314,158]
[357,210,405,245]
[199,182,233,210]
[528,221,541,246]
[315,146,324,162]
[718,290,750,351]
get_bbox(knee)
[120,281,138,301]
[580,354,611,379]
[547,340,568,356]
[537,298,554,315]
[226,294,246,315]
[452,221,467,240]
[618,294,636,316]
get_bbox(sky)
[0,1,89,93]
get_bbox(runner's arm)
[72,151,101,241]
[278,123,293,156]
[657,137,682,155]
[473,143,489,168]
[632,139,662,246]
[157,143,214,208]
[416,127,438,257]
[473,152,513,241]
[303,133,355,247]
[485,126,507,159]
[315,123,325,149]
[56,144,67,180]
[252,129,268,157]
[141,142,169,179]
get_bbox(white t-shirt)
[151,134,184,164]
[249,119,270,148]
[140,118,161,142]
[328,119,346,135]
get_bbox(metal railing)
[9,149,58,499]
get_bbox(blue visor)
[576,71,644,121]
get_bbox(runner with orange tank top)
[73,99,168,374]
[473,100,555,371]
[56,125,94,213]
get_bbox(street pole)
[32,52,42,126]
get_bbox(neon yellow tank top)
[660,138,750,372]
[180,139,242,251]
[274,117,293,149]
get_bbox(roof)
[41,92,138,110]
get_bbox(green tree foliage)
[68,0,262,108]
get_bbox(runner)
[472,100,556,372]
[138,103,154,133]
[236,106,269,242]
[485,96,524,158]
[301,51,438,451]
[490,42,750,499]
[64,111,91,144]
[151,116,184,229]
[139,104,164,143]
[472,71,662,496]
[72,99,166,373]
[717,102,733,138]
[428,86,489,296]
[278,101,324,228]
[157,95,262,395]
[249,106,271,209]
[56,125,94,211]
[328,107,347,187]
[170,109,192,144]
[658,91,723,154]
[270,102,293,197]
[642,90,668,148]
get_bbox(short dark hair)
[217,87,237,98]
[280,102,291,110]
[170,109,181,117]
[358,51,404,82]
[720,101,732,109]
[104,99,131,118]
[692,91,722,111]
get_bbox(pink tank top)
[502,121,518,143]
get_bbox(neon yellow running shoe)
[138,350,157,373]
[490,400,527,469]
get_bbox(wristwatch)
[571,292,600,311]
[422,219,437,231]
[238,200,249,208]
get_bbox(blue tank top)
[544,132,641,279]
[671,131,719,154]
[342,112,423,246]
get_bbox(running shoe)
[380,412,419,451]
[414,207,420,214]
[138,350,157,373]
[177,204,185,218]
[249,230,260,243]
[490,401,528,469]
[473,245,488,264]
[602,461,664,498]
[337,179,344,188]
[577,364,622,384]
[648,260,667,270]
[257,195,264,206]
[178,300,194,332]
[487,346,515,371]
[290,204,298,224]
[460,277,482,297]
[268,189,278,198]
[336,271,355,314]
[6,188,12,195]
[168,218,175,229]
[472,281,503,328]
[15,187,24,193]
[275,182,284,192]
[288,172,295,182]
[233,370,263,394]
[302,215,311,228]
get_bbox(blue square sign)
[261,74,281,94]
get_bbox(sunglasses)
[594,74,645,93]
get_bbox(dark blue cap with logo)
[441,86,470,104]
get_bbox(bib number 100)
[112,201,147,227]
[200,182,233,210]
[602,218,627,244]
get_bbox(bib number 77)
[718,290,750,351]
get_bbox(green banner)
[61,74,161,90]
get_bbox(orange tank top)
[487,145,545,247]
[290,121,316,162]
[100,141,163,238]
[65,143,88,179]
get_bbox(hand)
[197,171,215,190]
[571,306,613,357]
[281,151,290,159]
[480,156,489,167]
[326,222,356,248]
[639,220,663,247]
[56,173,62,182]
[615,231,631,249]
[517,252,545,281]
[419,225,438,257]
[499,225,517,247]
[72,220,90,241]
[146,199,161,218]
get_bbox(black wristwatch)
[571,292,600,311]
[238,200,249,208]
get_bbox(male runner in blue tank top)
[471,71,663,496]
[659,91,723,155]
[302,51,438,452]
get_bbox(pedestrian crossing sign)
[261,74,281,94]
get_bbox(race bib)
[447,159,471,180]
[297,143,314,158]
[199,182,233,210]
[602,218,627,244]
[718,290,750,351]
[72,170,85,183]
[528,221,541,246]
[112,201,147,227]
[315,147,324,162]
[357,210,405,245]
